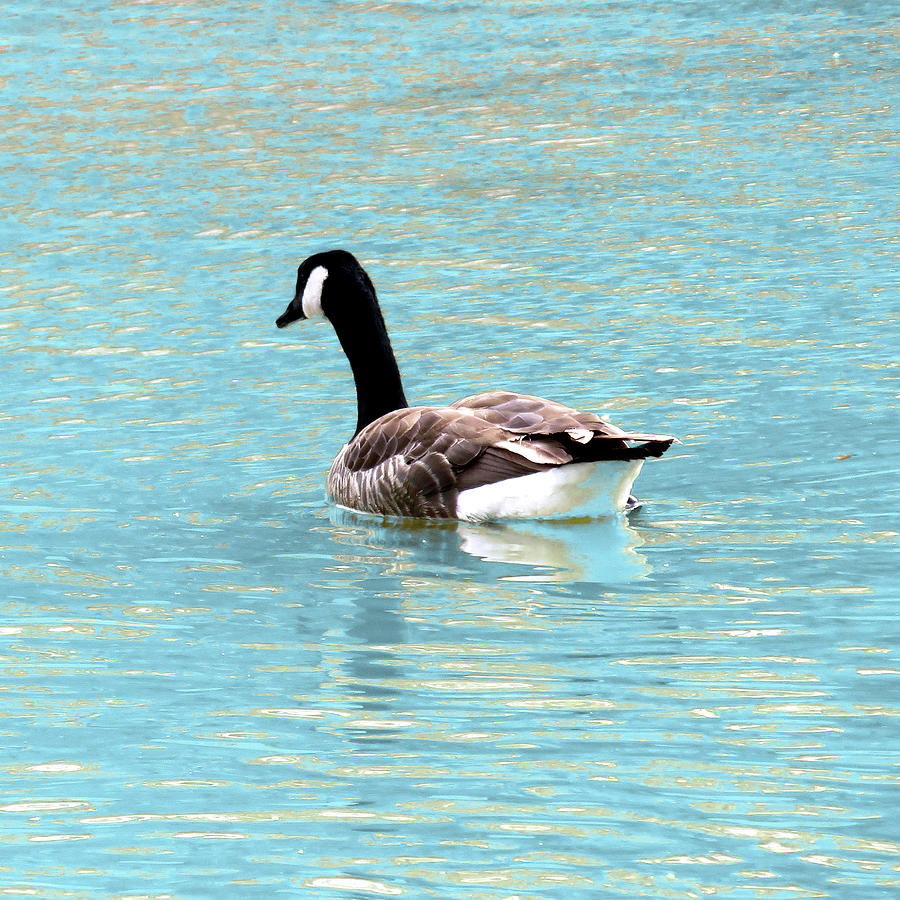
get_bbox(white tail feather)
[456,460,644,523]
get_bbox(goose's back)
[450,390,615,437]
[326,392,675,519]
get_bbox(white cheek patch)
[301,265,329,319]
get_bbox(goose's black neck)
[330,282,408,436]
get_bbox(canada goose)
[276,249,677,522]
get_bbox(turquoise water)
[2,1,898,896]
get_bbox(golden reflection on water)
[2,0,897,894]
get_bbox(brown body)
[328,390,676,518]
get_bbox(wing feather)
[328,392,677,517]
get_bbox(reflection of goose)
[277,250,677,522]
[327,507,648,584]
[457,519,649,583]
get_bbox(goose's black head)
[276,249,376,329]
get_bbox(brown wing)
[340,406,502,473]
[328,404,573,517]
[452,391,677,459]
[451,390,610,434]
[327,393,677,517]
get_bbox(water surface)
[2,1,898,897]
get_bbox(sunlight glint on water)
[1,1,898,897]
